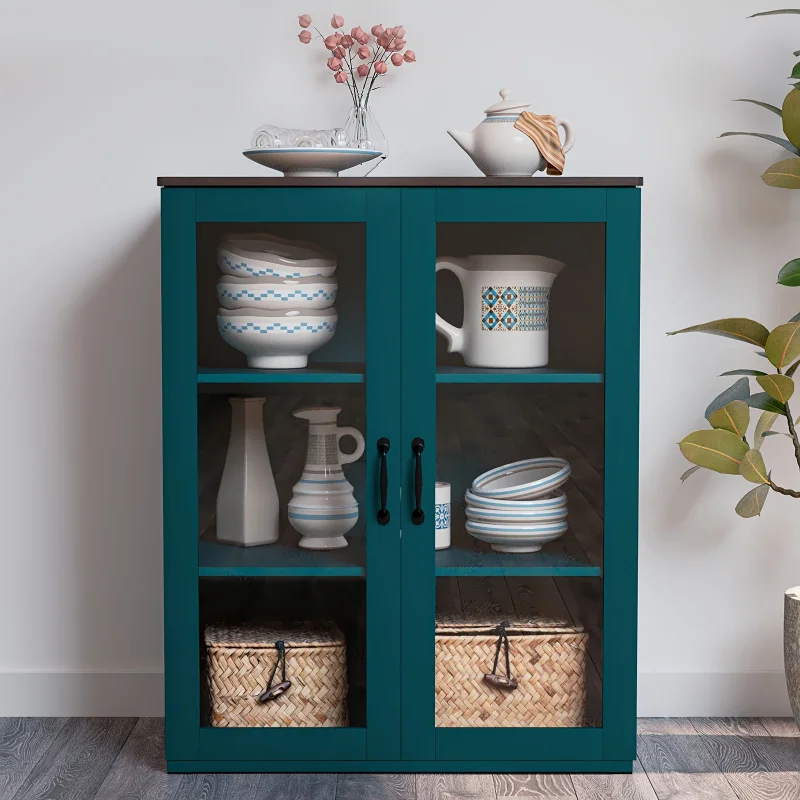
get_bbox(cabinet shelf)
[199,536,365,577]
[197,365,365,384]
[435,367,603,384]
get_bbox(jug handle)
[554,117,575,154]
[435,259,467,355]
[337,426,365,465]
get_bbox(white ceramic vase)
[435,255,565,368]
[216,397,279,547]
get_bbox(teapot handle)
[435,259,467,355]
[337,426,365,465]
[554,117,575,155]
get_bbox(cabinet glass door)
[162,188,402,766]
[400,188,639,765]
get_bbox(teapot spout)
[447,129,475,157]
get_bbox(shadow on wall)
[60,217,164,711]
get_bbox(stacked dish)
[464,457,571,553]
[216,234,338,369]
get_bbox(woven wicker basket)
[205,622,348,728]
[435,613,587,728]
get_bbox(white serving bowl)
[217,307,337,369]
[287,503,359,550]
[218,234,337,279]
[465,502,568,524]
[465,520,568,554]
[216,275,338,311]
[470,457,570,500]
[464,488,567,511]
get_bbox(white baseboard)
[0,670,164,716]
[0,670,790,717]
[638,672,791,717]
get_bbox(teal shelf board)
[435,367,603,384]
[199,537,365,577]
[197,364,365,384]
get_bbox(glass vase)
[343,97,388,173]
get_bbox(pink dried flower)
[358,31,370,44]
[351,26,365,40]
[393,26,406,38]
[324,34,338,49]
[333,45,347,58]
[357,45,370,59]
[391,52,404,66]
[298,30,312,43]
[298,14,312,28]
[371,24,385,37]
[403,49,416,62]
[341,34,354,47]
[334,69,348,83]
[331,14,344,28]
[327,56,342,70]
[357,64,370,77]
[374,61,388,74]
[377,32,390,47]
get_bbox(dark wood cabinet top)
[157,176,643,188]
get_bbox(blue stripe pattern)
[218,287,336,304]
[288,511,359,520]
[471,457,570,498]
[218,319,336,335]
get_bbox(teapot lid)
[484,88,530,116]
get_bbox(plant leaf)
[778,258,800,286]
[791,312,800,323]
[735,98,783,115]
[754,410,779,448]
[763,157,800,188]
[705,377,751,420]
[787,359,800,376]
[667,318,770,347]
[765,321,800,367]
[720,131,800,156]
[740,448,770,484]
[761,430,792,438]
[748,9,800,17]
[680,465,701,482]
[678,429,750,474]
[720,369,768,376]
[784,89,800,151]
[757,373,795,402]
[709,400,750,436]
[735,484,770,518]
[747,391,788,414]
[792,63,800,80]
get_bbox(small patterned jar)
[435,482,451,550]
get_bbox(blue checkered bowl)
[217,307,337,370]
[216,275,338,311]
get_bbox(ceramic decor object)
[465,503,569,524]
[243,147,382,177]
[465,519,568,554]
[217,307,337,369]
[464,488,567,511]
[435,482,451,550]
[216,275,338,311]
[435,255,565,368]
[216,397,279,547]
[471,457,571,500]
[289,406,365,549]
[448,89,574,177]
[218,235,337,279]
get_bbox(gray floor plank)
[571,761,658,800]
[256,773,337,800]
[493,772,576,797]
[92,718,180,800]
[336,773,414,800]
[0,718,67,800]
[416,773,496,800]
[174,772,263,800]
[760,717,800,737]
[636,718,739,800]
[691,717,800,800]
[11,717,136,800]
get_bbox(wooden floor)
[2,717,800,799]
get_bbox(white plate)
[470,457,570,500]
[243,148,382,177]
[464,488,567,511]
[465,503,568,524]
[465,520,568,554]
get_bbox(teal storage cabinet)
[159,176,642,774]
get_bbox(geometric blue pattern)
[481,285,550,332]
[220,255,309,278]
[482,310,500,330]
[218,288,336,304]
[434,503,451,530]
[481,287,499,308]
[217,319,336,335]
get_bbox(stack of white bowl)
[464,457,571,553]
[216,233,339,369]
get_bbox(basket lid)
[436,611,582,636]
[204,621,344,649]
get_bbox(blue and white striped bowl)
[465,519,568,554]
[465,502,568,525]
[216,275,338,311]
[464,488,567,511]
[470,457,570,501]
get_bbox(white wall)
[2,0,800,716]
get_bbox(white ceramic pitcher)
[435,255,565,368]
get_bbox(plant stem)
[769,480,800,498]
[784,400,800,472]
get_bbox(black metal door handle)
[377,438,390,525]
[412,437,425,525]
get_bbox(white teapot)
[448,89,574,177]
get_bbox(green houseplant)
[670,9,800,723]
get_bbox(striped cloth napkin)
[514,112,565,176]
